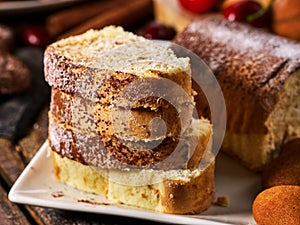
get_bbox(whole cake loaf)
[44,26,214,214]
[174,16,300,171]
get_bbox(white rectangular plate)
[9,141,260,225]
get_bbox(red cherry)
[22,25,52,48]
[223,0,272,28]
[178,0,217,14]
[143,22,176,40]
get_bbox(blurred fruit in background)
[272,0,300,41]
[178,0,218,13]
[222,0,300,41]
[223,0,272,29]
[22,25,52,49]
[222,0,272,9]
[143,21,176,40]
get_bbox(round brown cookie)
[262,139,300,189]
[0,50,31,95]
[252,185,300,225]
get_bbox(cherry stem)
[247,0,274,22]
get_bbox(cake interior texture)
[51,150,215,214]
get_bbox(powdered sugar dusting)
[187,18,300,61]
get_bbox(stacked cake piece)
[44,26,215,214]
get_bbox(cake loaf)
[174,17,300,171]
[44,26,215,214]
[51,150,214,214]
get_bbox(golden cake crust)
[51,149,215,214]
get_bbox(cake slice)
[48,86,212,169]
[44,26,192,97]
[51,149,214,214]
[44,26,215,214]
[48,111,212,169]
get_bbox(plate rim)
[8,140,257,225]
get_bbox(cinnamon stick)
[46,0,125,38]
[58,0,153,39]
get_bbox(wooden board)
[0,184,31,225]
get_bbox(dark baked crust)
[173,16,300,134]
